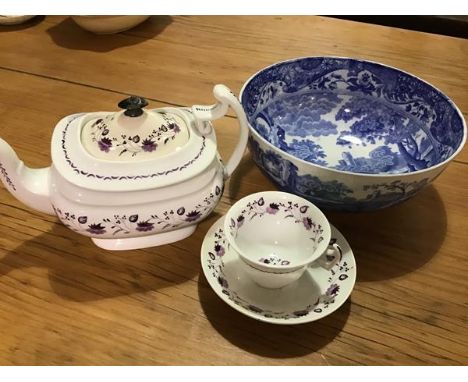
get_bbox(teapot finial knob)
[118,96,149,117]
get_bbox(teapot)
[0,85,248,250]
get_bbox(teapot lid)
[81,96,190,161]
[51,99,218,192]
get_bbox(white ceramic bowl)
[0,16,36,25]
[71,16,150,34]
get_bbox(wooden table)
[0,16,467,365]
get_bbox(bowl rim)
[239,55,467,178]
[223,190,331,271]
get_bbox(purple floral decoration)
[266,203,279,214]
[185,210,201,222]
[259,256,290,266]
[90,116,182,157]
[214,244,225,257]
[86,223,106,235]
[229,196,325,259]
[218,276,229,289]
[98,137,113,152]
[52,183,222,239]
[302,217,314,230]
[142,138,157,152]
[62,114,207,179]
[136,221,155,232]
[326,283,340,296]
[169,122,181,133]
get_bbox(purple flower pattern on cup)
[326,283,340,296]
[302,217,314,230]
[266,203,279,214]
[214,243,225,257]
[217,276,229,289]
[259,255,290,266]
[228,197,324,266]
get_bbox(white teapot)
[0,85,248,250]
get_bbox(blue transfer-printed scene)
[242,57,464,175]
[249,138,430,212]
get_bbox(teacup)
[224,191,341,288]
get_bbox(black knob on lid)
[118,96,149,117]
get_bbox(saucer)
[201,216,356,325]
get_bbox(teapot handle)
[192,84,249,180]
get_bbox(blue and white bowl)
[240,57,466,211]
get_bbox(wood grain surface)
[0,16,467,365]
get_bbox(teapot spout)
[0,138,54,215]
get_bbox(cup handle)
[192,84,249,180]
[315,239,342,271]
